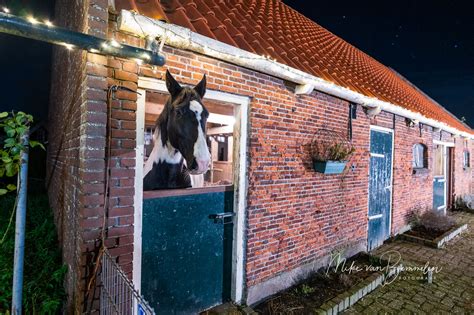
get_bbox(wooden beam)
[208,125,234,135]
[295,83,314,95]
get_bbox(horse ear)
[165,69,182,98]
[194,74,206,99]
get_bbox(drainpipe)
[0,12,165,66]
[11,131,29,315]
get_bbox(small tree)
[0,111,43,195]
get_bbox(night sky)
[0,0,472,127]
[284,0,473,127]
[0,0,55,122]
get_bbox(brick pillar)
[78,0,110,313]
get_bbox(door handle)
[209,212,235,224]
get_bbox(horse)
[143,70,211,190]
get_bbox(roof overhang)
[118,10,474,139]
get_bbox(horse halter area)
[134,77,249,313]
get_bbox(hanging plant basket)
[310,128,354,175]
[313,160,347,174]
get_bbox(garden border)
[314,263,404,315]
[398,224,468,248]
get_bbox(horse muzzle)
[189,158,210,175]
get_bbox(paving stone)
[342,212,474,314]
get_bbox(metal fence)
[100,249,155,315]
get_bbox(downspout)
[118,10,473,139]
[11,131,29,315]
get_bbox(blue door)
[141,189,234,314]
[368,128,393,251]
[433,144,447,211]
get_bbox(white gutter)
[118,10,474,139]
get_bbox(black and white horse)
[143,70,211,190]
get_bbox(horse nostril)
[190,159,198,170]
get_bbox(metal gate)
[141,188,234,314]
[100,249,155,315]
[367,127,393,251]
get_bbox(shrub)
[0,194,66,314]
[411,208,456,232]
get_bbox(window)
[463,150,471,169]
[433,145,444,176]
[413,143,427,169]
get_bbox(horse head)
[162,70,211,174]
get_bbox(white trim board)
[370,125,394,133]
[134,77,250,304]
[133,88,146,292]
[118,9,474,140]
[433,140,455,147]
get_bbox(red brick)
[114,70,138,82]
[122,61,139,73]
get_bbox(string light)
[141,53,151,60]
[62,43,74,50]
[27,16,39,24]
[110,39,121,48]
[90,48,99,53]
[44,20,53,27]
[2,7,9,13]
[101,42,109,49]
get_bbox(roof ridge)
[388,67,471,130]
[117,0,473,133]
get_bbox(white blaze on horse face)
[190,100,211,174]
[143,129,182,178]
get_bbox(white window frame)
[432,140,454,213]
[463,150,471,169]
[133,77,250,304]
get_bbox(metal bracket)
[209,212,235,224]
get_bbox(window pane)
[433,145,444,176]
[413,144,424,168]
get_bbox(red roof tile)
[116,0,472,133]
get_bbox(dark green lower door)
[142,190,234,314]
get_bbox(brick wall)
[48,4,473,310]
[133,44,473,300]
[48,0,112,312]
[47,0,89,313]
[453,137,473,198]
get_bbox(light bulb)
[62,42,74,50]
[110,39,121,48]
[27,16,39,24]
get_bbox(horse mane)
[156,99,171,147]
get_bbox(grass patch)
[0,193,66,314]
